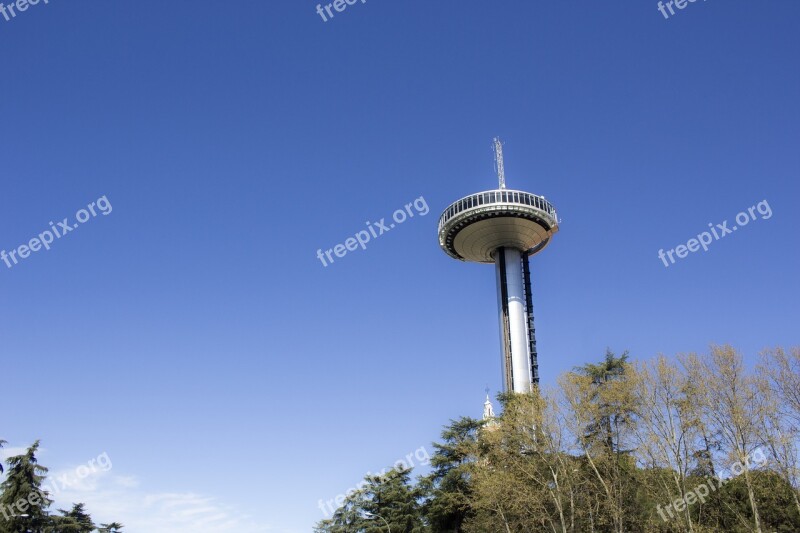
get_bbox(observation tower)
[438,139,559,393]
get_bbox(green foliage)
[320,346,800,533]
[315,467,426,533]
[419,417,482,532]
[699,471,800,532]
[0,440,122,533]
[0,441,52,533]
[53,504,95,533]
[574,349,633,453]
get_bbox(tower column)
[495,247,533,393]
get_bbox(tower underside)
[495,247,539,393]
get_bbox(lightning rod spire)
[493,137,506,189]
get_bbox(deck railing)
[438,190,558,233]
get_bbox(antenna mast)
[493,137,506,189]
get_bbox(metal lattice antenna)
[493,137,506,189]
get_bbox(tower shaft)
[495,247,539,392]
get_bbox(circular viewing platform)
[438,189,559,263]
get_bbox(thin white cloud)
[54,481,273,533]
[0,446,32,460]
[1,445,272,533]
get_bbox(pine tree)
[419,417,482,532]
[365,468,426,532]
[315,467,426,532]
[575,349,632,453]
[0,441,52,533]
[52,503,95,533]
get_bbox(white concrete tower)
[438,139,559,393]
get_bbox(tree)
[0,442,122,533]
[316,467,426,533]
[419,417,483,532]
[561,349,639,533]
[0,441,52,533]
[465,391,583,533]
[684,346,765,533]
[630,356,702,532]
[319,345,800,533]
[52,503,95,533]
[758,347,800,518]
[315,488,364,533]
[574,350,632,453]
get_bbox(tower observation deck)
[438,139,559,393]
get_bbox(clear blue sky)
[1,1,798,531]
